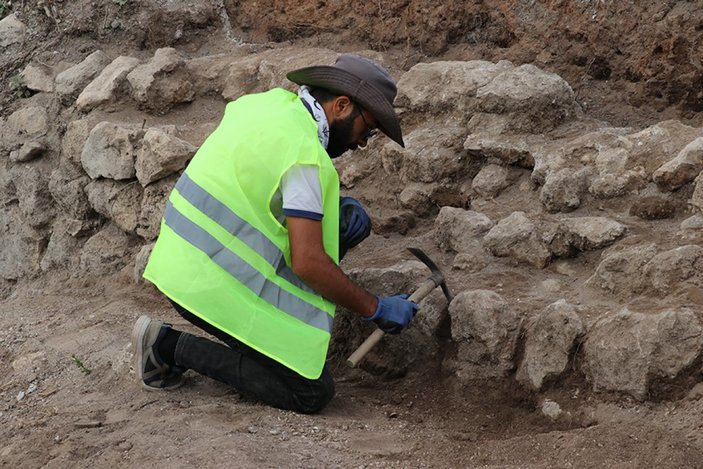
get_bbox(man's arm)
[287,216,377,318]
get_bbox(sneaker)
[132,315,183,391]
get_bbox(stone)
[81,122,144,180]
[133,243,155,283]
[539,167,592,213]
[85,179,143,233]
[76,56,140,111]
[55,50,112,97]
[21,63,54,93]
[127,48,194,113]
[9,164,55,228]
[4,106,49,150]
[398,183,435,217]
[10,141,46,163]
[653,137,703,191]
[434,207,494,253]
[483,211,551,268]
[644,245,703,295]
[471,164,512,198]
[348,260,427,297]
[448,289,521,378]
[584,307,703,400]
[396,60,513,115]
[552,216,627,253]
[61,118,98,164]
[135,128,197,186]
[137,174,177,240]
[681,215,703,230]
[371,211,416,236]
[690,172,703,214]
[475,64,579,133]
[0,14,27,48]
[0,206,46,280]
[516,300,585,391]
[381,126,467,183]
[464,133,535,168]
[40,218,84,272]
[541,399,562,420]
[629,196,678,220]
[78,224,138,275]
[48,161,92,219]
[587,242,658,295]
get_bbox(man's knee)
[293,371,335,414]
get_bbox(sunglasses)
[356,105,378,140]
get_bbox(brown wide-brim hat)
[287,54,405,148]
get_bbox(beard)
[326,113,357,158]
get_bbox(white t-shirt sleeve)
[281,164,323,220]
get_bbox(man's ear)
[331,95,353,120]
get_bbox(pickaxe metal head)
[407,247,453,302]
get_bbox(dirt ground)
[2,1,703,467]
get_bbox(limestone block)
[653,137,703,191]
[471,164,512,198]
[137,174,178,240]
[449,289,521,378]
[76,56,140,111]
[21,63,54,93]
[85,179,143,233]
[55,50,111,96]
[483,211,551,268]
[587,242,658,295]
[539,167,592,212]
[0,206,45,280]
[78,224,138,275]
[644,245,703,295]
[127,47,194,113]
[81,122,144,180]
[434,206,494,253]
[9,164,54,228]
[396,60,513,114]
[584,307,703,400]
[135,128,197,186]
[517,300,585,391]
[0,14,27,48]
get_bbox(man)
[132,54,419,414]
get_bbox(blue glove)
[364,294,419,335]
[339,196,371,259]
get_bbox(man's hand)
[364,294,419,334]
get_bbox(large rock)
[61,118,98,164]
[539,167,592,212]
[434,207,494,253]
[0,206,45,280]
[40,218,85,272]
[0,14,27,48]
[348,260,428,297]
[3,106,49,152]
[587,242,659,295]
[546,216,627,257]
[55,50,112,97]
[692,172,703,214]
[464,132,537,168]
[653,137,703,191]
[381,125,467,183]
[516,300,585,391]
[48,161,92,219]
[135,128,197,186]
[483,211,551,268]
[78,224,138,275]
[644,245,703,295]
[584,307,703,400]
[85,179,143,233]
[21,63,54,93]
[81,122,144,180]
[76,56,140,111]
[471,164,514,198]
[395,60,512,114]
[127,48,194,113]
[448,289,521,379]
[475,64,579,133]
[9,164,55,228]
[222,48,337,101]
[137,175,176,240]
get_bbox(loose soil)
[2,1,703,467]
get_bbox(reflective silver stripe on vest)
[175,172,315,294]
[163,202,333,332]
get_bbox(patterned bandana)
[298,85,330,149]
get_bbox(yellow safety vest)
[144,88,340,379]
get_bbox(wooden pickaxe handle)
[346,277,439,368]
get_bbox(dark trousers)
[168,300,335,414]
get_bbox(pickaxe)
[346,247,453,367]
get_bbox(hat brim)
[287,65,405,148]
